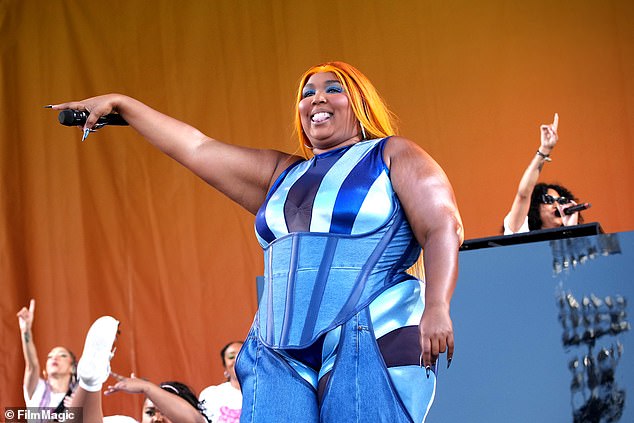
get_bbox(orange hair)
[294,62,397,157]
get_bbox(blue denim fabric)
[236,325,320,422]
[236,308,436,423]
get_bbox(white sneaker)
[77,316,119,392]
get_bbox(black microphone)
[564,202,591,215]
[58,110,128,127]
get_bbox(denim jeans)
[236,307,436,423]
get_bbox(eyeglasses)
[541,194,571,205]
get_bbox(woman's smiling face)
[298,72,361,153]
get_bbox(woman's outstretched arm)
[52,95,302,214]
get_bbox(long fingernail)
[43,105,53,108]
[425,366,431,378]
[82,128,90,142]
[447,357,453,369]
[419,354,424,368]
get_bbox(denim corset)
[257,202,421,349]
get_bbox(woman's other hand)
[419,303,454,372]
[559,200,580,227]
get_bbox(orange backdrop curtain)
[2,0,633,418]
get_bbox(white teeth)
[311,112,331,123]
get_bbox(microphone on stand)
[58,110,128,127]
[564,203,591,215]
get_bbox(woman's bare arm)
[52,95,302,214]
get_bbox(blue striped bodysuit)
[236,137,436,423]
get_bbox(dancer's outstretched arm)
[17,299,40,398]
[106,375,207,423]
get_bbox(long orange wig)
[294,62,397,157]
